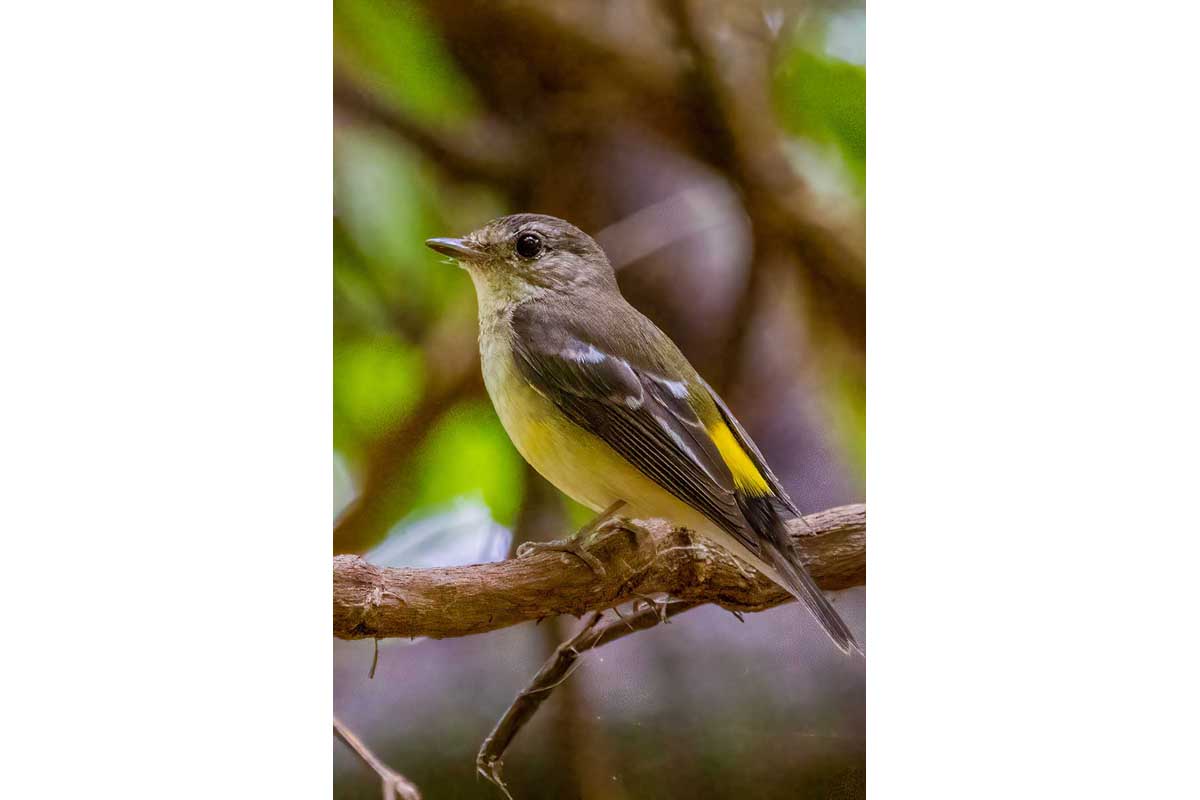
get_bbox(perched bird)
[426,214,860,654]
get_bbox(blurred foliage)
[333,1,512,529]
[774,25,866,190]
[332,336,423,451]
[773,10,866,481]
[333,0,477,125]
[333,126,463,333]
[409,400,524,525]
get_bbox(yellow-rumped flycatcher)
[426,214,859,654]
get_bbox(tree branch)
[333,503,864,641]
[476,601,701,798]
[334,69,528,187]
[334,715,422,800]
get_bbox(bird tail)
[740,495,862,655]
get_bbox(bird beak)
[425,237,481,260]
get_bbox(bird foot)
[517,536,607,576]
[611,517,656,546]
[515,501,633,577]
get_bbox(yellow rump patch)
[708,421,771,495]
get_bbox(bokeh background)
[333,0,865,796]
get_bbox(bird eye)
[515,232,543,259]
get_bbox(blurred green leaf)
[334,0,476,126]
[333,337,425,452]
[409,400,525,525]
[334,126,466,327]
[774,45,865,188]
[335,126,432,274]
[333,219,394,337]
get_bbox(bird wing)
[509,305,761,554]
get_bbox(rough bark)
[333,503,864,641]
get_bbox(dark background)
[333,0,865,796]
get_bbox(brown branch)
[334,69,528,186]
[334,715,422,800]
[334,503,864,641]
[476,601,701,797]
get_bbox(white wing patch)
[560,340,645,408]
[561,341,607,364]
[653,413,722,484]
[652,375,690,398]
[655,414,697,460]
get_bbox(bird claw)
[516,538,607,576]
[515,502,634,577]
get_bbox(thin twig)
[476,601,701,797]
[334,715,423,800]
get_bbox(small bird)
[426,214,860,654]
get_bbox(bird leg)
[515,499,627,576]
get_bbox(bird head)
[426,214,617,306]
